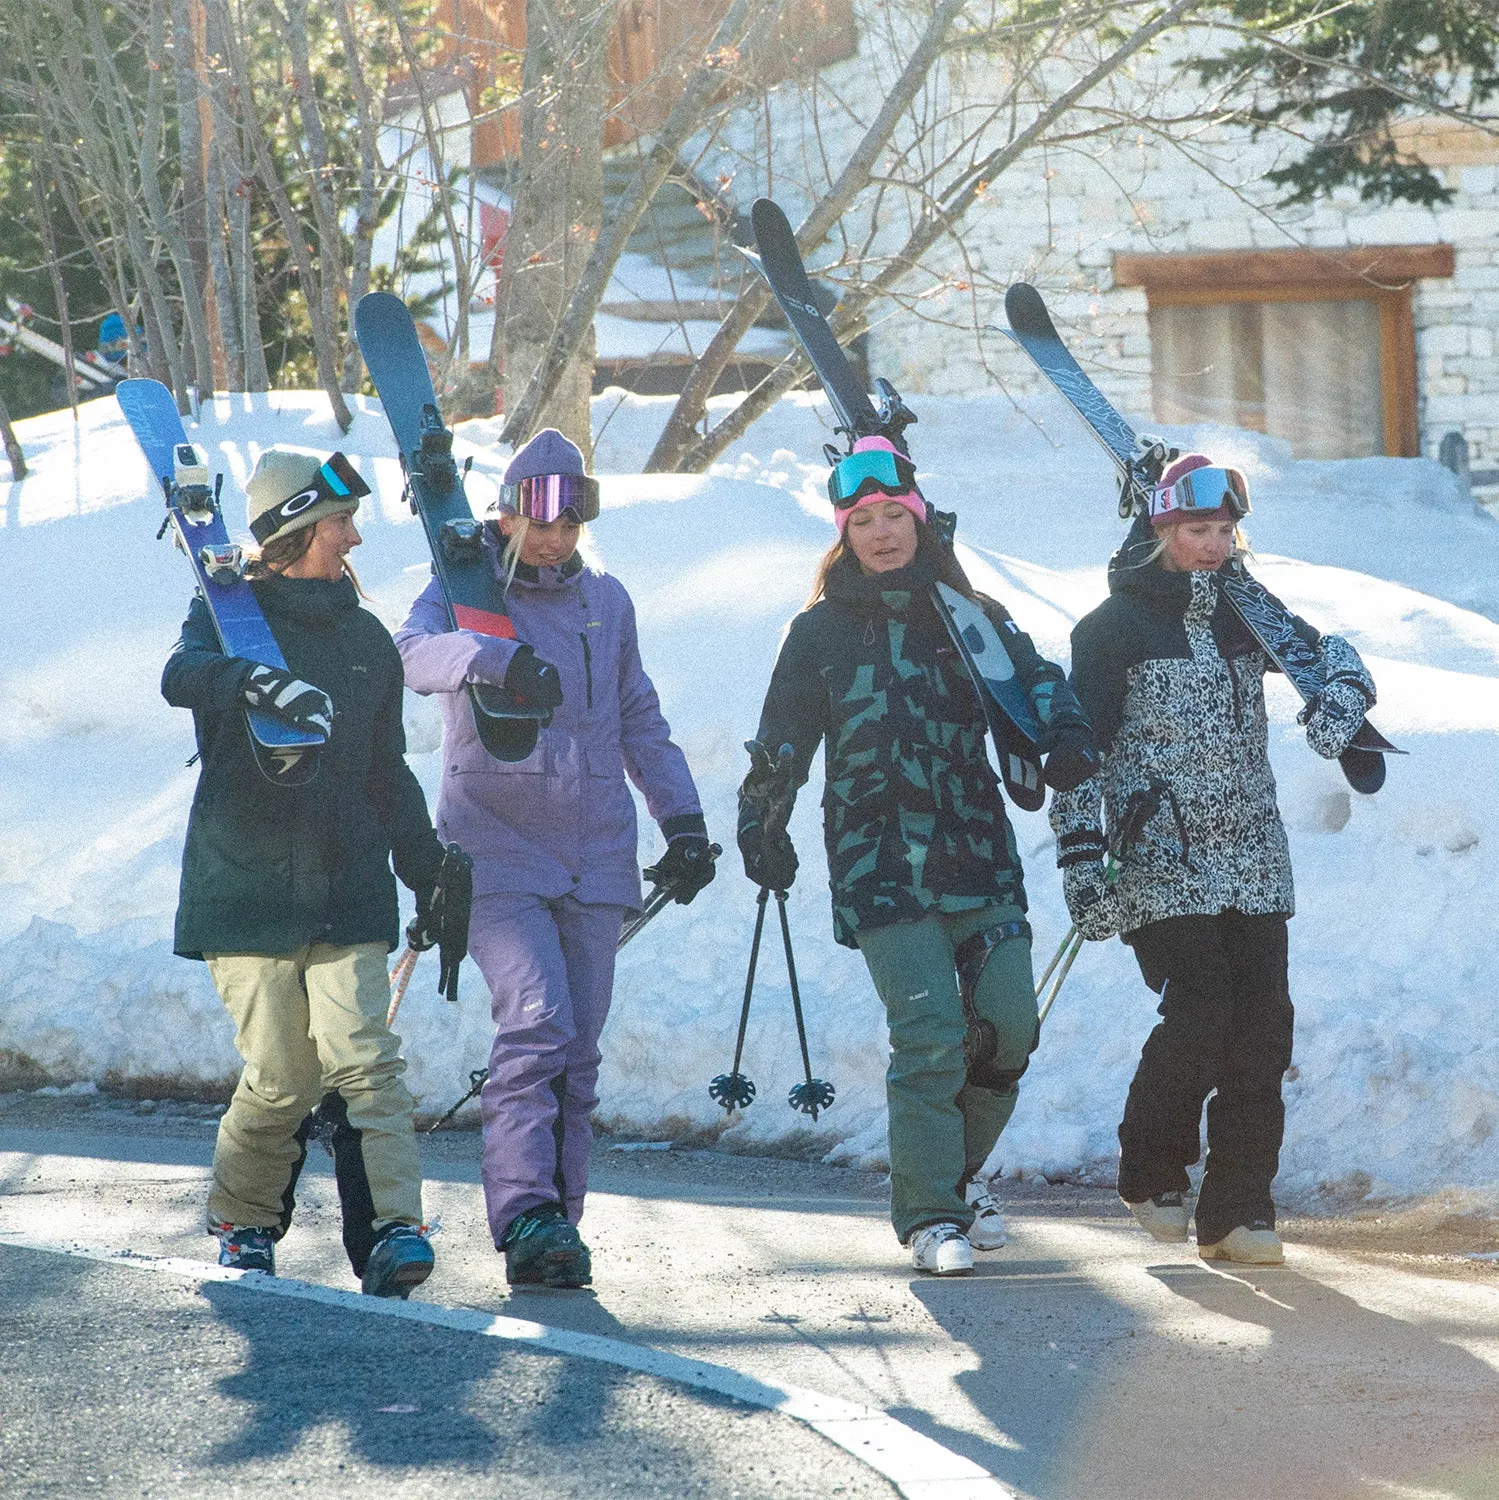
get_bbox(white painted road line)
[0,1230,1015,1500]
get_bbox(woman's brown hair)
[804,514,977,609]
[244,517,366,594]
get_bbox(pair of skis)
[747,198,1400,796]
[122,299,550,781]
[748,199,1048,811]
[118,379,325,786]
[1001,284,1401,794]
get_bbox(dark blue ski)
[1004,282,1401,795]
[119,379,323,786]
[749,198,1047,808]
[355,292,545,763]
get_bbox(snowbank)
[2,384,1496,1206]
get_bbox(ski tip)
[1004,283,1048,328]
[750,197,792,241]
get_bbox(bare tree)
[490,0,620,451]
[500,0,784,446]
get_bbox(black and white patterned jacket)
[1049,554,1371,934]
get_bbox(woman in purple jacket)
[395,428,714,1288]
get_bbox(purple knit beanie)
[504,427,586,485]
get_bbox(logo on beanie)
[281,488,321,516]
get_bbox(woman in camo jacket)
[1051,453,1375,1265]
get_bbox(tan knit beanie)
[246,447,364,547]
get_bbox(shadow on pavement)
[896,1244,1499,1500]
[202,1278,508,1469]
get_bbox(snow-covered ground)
[2,384,1496,1207]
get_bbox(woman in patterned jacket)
[1050,453,1375,1265]
[739,436,1099,1276]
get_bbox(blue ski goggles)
[1149,465,1251,522]
[496,472,600,524]
[827,448,921,508]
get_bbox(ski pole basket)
[710,887,835,1120]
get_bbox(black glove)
[1041,723,1101,792]
[502,646,563,713]
[1062,860,1121,942]
[738,818,798,892]
[408,842,473,1003]
[643,834,717,905]
[242,663,333,736]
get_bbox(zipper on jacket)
[579,632,593,709]
[1227,657,1244,730]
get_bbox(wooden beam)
[1113,244,1455,294]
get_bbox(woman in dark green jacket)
[162,446,445,1298]
[739,437,1098,1276]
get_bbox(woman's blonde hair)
[496,513,589,589]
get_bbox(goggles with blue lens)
[1149,465,1251,522]
[827,448,921,508]
[497,472,600,524]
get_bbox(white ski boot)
[965,1179,1009,1250]
[910,1222,974,1275]
[1124,1191,1190,1242]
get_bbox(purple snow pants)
[467,891,627,1246]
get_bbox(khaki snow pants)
[204,942,422,1235]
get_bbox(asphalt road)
[3,1093,1499,1499]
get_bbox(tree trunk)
[332,0,382,391]
[172,0,214,386]
[224,4,352,429]
[490,0,616,452]
[0,391,27,480]
[501,0,780,446]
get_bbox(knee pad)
[955,922,1033,1092]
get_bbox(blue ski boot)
[501,1205,592,1288]
[212,1223,276,1274]
[361,1223,435,1299]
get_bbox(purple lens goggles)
[498,473,601,523]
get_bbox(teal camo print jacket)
[748,549,1086,947]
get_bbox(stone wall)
[825,48,1499,485]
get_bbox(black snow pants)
[1116,909,1294,1246]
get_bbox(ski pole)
[1036,928,1084,1025]
[709,887,768,1113]
[617,843,722,949]
[386,944,420,1027]
[777,890,835,1120]
[426,1068,490,1133]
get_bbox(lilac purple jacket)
[393,548,703,908]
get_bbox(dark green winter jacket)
[161,573,443,959]
[750,549,1086,946]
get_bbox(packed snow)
[2,379,1497,1209]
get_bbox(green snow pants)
[856,904,1037,1243]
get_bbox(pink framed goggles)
[1149,465,1251,522]
[497,472,600,524]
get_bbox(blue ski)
[118,379,323,786]
[354,292,545,763]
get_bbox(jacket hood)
[824,546,938,613]
[251,572,359,626]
